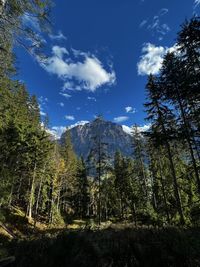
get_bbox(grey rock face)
[61,118,133,160]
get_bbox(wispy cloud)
[49,31,67,41]
[140,8,170,40]
[39,109,46,117]
[87,96,97,101]
[38,96,48,117]
[139,20,148,28]
[125,106,136,114]
[39,96,48,104]
[62,81,82,91]
[194,0,200,7]
[114,116,129,123]
[38,46,116,92]
[65,115,75,121]
[59,92,72,98]
[137,43,177,76]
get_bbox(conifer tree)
[161,52,200,194]
[87,117,110,224]
[60,130,78,216]
[144,75,185,224]
[76,157,90,219]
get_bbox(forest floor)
[1,207,200,267]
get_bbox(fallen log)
[0,223,16,239]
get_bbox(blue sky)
[16,0,199,137]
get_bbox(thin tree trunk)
[48,180,54,224]
[28,161,37,220]
[97,136,101,226]
[34,176,43,227]
[16,175,23,200]
[158,154,170,224]
[8,176,15,207]
[132,203,137,227]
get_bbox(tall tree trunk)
[8,176,15,206]
[132,203,137,227]
[16,175,23,200]
[158,154,170,224]
[48,180,54,224]
[28,161,37,220]
[97,136,101,226]
[34,176,43,227]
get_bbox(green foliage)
[190,204,200,226]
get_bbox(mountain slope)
[61,118,133,160]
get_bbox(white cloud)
[52,46,68,58]
[137,43,166,75]
[38,96,48,117]
[49,31,67,41]
[63,81,73,90]
[71,48,89,58]
[114,116,129,123]
[39,46,116,92]
[125,106,136,114]
[39,104,46,116]
[39,96,48,104]
[137,43,178,76]
[65,115,75,121]
[59,92,72,98]
[59,102,64,107]
[62,81,81,91]
[40,110,46,117]
[87,96,96,101]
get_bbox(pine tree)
[59,130,78,217]
[0,0,51,55]
[144,74,185,224]
[76,157,90,219]
[161,52,200,195]
[87,117,110,225]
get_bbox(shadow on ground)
[3,226,200,267]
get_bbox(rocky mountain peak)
[61,119,133,160]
